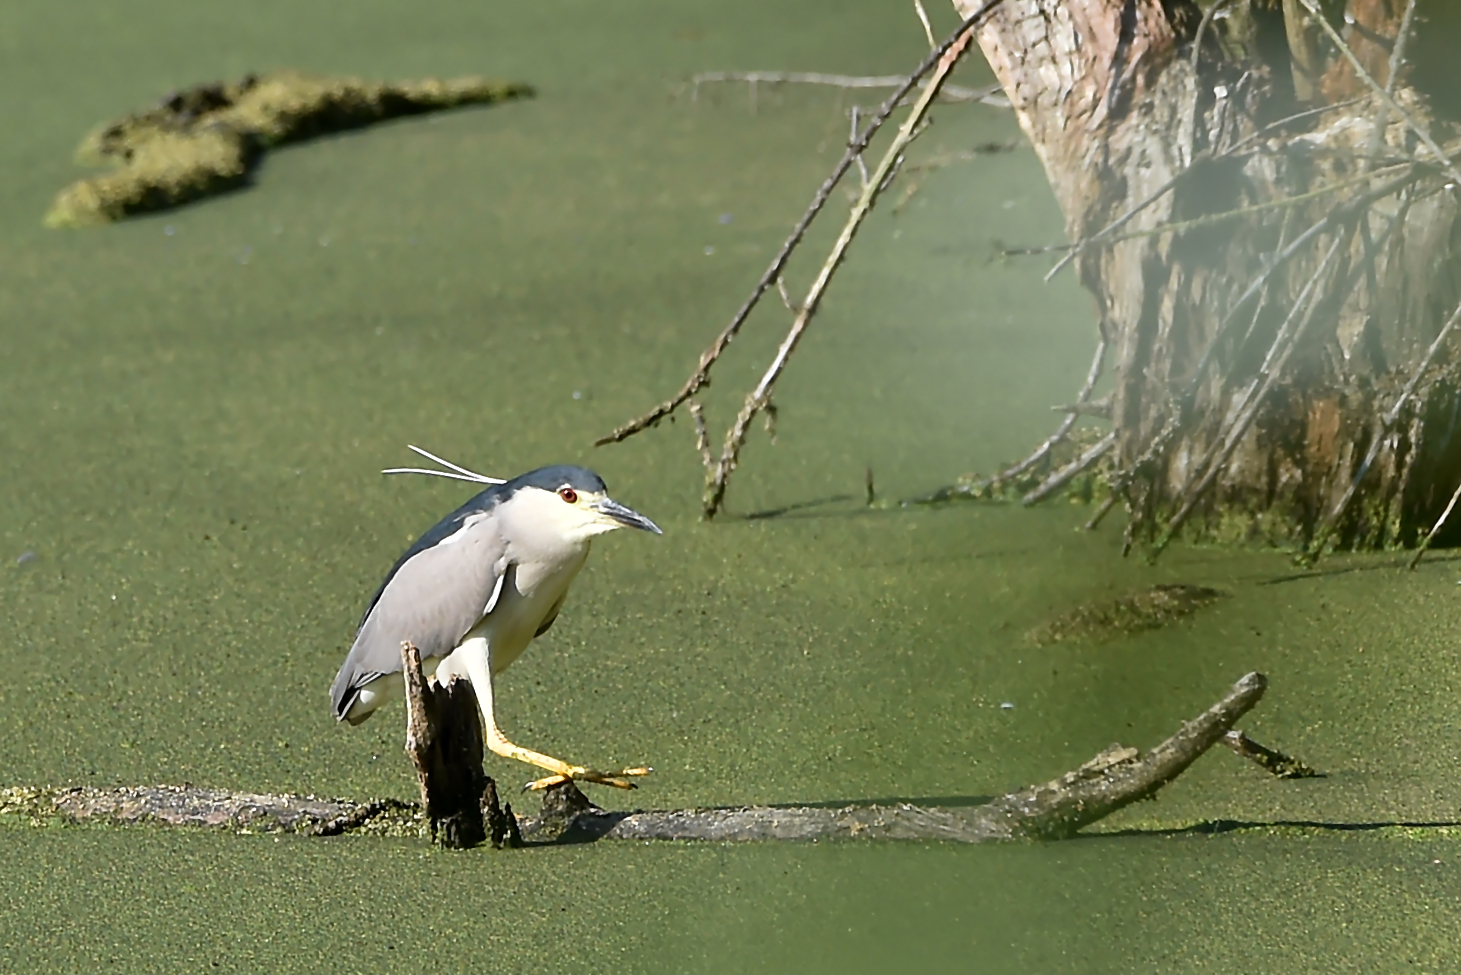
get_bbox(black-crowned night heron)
[330,462,661,790]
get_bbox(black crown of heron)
[331,464,661,791]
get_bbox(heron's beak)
[594,497,663,534]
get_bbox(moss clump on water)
[1026,583,1229,646]
[46,71,534,227]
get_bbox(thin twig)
[1298,0,1461,185]
[1051,394,1112,418]
[1362,0,1418,168]
[1021,431,1116,506]
[1017,162,1412,261]
[689,400,713,469]
[1221,730,1321,779]
[913,0,936,50]
[1152,231,1350,557]
[1099,412,1182,538]
[597,5,1005,448]
[774,275,799,313]
[1305,293,1461,562]
[1084,493,1119,531]
[981,337,1108,489]
[1042,96,1368,282]
[1189,0,1238,77]
[850,106,870,189]
[1409,475,1461,570]
[700,5,1002,517]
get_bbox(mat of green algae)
[5,1,1461,972]
[5,827,1461,974]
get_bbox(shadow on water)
[1100,818,1461,838]
[741,494,858,520]
[788,793,996,809]
[536,809,1461,847]
[1258,551,1461,586]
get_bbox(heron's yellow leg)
[481,725,651,791]
[454,643,650,791]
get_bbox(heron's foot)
[524,765,652,792]
[484,730,651,791]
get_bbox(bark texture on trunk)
[959,0,1461,554]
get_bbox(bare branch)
[1021,431,1115,506]
[596,0,1008,449]
[984,336,1108,490]
[850,106,871,190]
[699,5,1003,517]
[1221,730,1321,779]
[1409,475,1461,570]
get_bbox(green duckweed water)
[4,1,1461,972]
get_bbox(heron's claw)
[523,766,652,792]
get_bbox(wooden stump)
[401,640,490,849]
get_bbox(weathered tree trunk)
[960,0,1461,555]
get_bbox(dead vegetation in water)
[1026,583,1229,646]
[46,70,533,227]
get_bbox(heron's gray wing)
[330,513,507,720]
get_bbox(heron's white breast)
[472,544,589,674]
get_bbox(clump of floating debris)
[46,71,533,227]
[1026,583,1228,646]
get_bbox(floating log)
[0,672,1270,844]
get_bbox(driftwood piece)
[0,784,419,835]
[401,640,490,849]
[0,672,1268,844]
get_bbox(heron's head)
[502,465,662,546]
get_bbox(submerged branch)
[1221,730,1321,779]
[0,672,1267,844]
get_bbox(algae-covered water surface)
[4,1,1461,972]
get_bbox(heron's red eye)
[558,487,578,504]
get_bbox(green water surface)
[4,1,1461,972]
